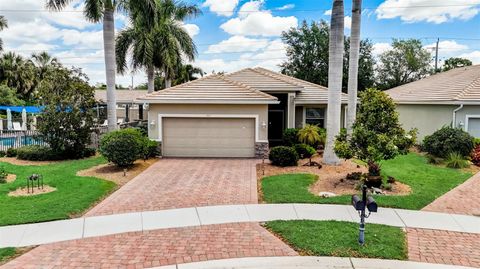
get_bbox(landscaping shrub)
[426,154,443,165]
[422,127,474,158]
[474,138,480,147]
[282,128,299,146]
[293,144,316,158]
[142,139,159,159]
[99,128,144,167]
[0,168,7,184]
[471,145,480,166]
[6,148,17,157]
[445,152,469,169]
[16,145,56,161]
[298,125,324,147]
[269,146,299,167]
[0,151,5,157]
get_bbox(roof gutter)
[452,104,464,128]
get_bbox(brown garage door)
[162,117,255,157]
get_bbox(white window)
[305,108,325,127]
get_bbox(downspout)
[452,104,464,128]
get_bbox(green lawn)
[0,157,115,226]
[0,248,17,263]
[262,153,472,210]
[265,220,407,260]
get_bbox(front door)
[268,110,285,146]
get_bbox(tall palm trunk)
[323,0,344,165]
[165,69,172,88]
[346,0,362,135]
[104,9,117,131]
[147,66,155,93]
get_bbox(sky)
[1,0,479,87]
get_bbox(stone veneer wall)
[255,142,269,159]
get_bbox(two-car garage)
[162,117,256,158]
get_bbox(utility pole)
[435,38,440,72]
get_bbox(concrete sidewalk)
[1,203,479,248]
[150,256,477,269]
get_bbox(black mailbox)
[351,194,365,211]
[366,196,378,213]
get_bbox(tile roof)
[95,89,148,104]
[248,67,348,104]
[136,74,278,104]
[385,65,480,104]
[137,67,348,105]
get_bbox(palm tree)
[116,0,200,93]
[346,0,362,135]
[0,52,36,100]
[46,0,155,131]
[31,51,58,79]
[323,0,344,165]
[176,64,204,83]
[0,16,8,51]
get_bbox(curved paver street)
[2,159,480,268]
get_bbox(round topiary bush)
[293,144,316,158]
[269,146,299,167]
[99,128,144,167]
[422,127,474,158]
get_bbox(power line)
[1,3,479,13]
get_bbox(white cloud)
[221,11,298,37]
[206,36,269,53]
[372,42,393,56]
[182,23,200,37]
[324,9,332,16]
[344,16,352,29]
[197,39,287,73]
[276,4,295,11]
[459,51,480,64]
[376,0,480,24]
[202,0,239,17]
[424,40,469,55]
[238,0,263,18]
[61,29,103,49]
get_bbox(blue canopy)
[0,106,44,113]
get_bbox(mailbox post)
[351,185,377,245]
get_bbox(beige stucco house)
[137,67,347,158]
[385,65,480,141]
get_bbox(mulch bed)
[76,158,158,186]
[257,155,412,198]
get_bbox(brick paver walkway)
[422,172,480,216]
[2,223,297,269]
[86,158,258,217]
[414,172,480,268]
[407,228,480,268]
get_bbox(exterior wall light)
[261,121,267,128]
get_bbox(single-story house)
[136,67,347,158]
[385,65,480,141]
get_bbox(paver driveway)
[86,158,259,217]
[2,158,297,269]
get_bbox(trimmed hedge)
[269,146,299,167]
[422,127,474,158]
[16,145,56,161]
[5,148,17,157]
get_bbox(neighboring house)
[385,65,480,141]
[136,67,347,158]
[95,89,148,122]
